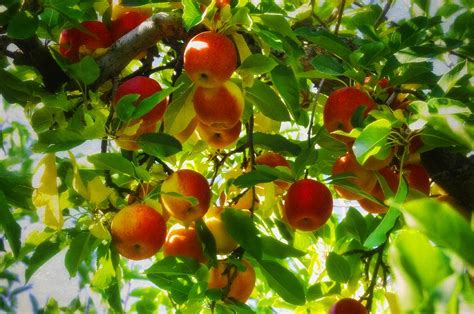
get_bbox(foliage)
[0,0,473,313]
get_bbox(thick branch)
[421,148,474,210]
[93,13,186,88]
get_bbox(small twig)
[209,142,249,186]
[375,0,393,28]
[245,115,257,215]
[334,0,346,35]
[361,243,385,313]
[155,157,174,175]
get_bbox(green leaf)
[261,236,305,259]
[326,252,352,283]
[65,231,96,277]
[0,191,21,257]
[310,55,344,75]
[233,170,277,188]
[195,218,217,267]
[307,281,341,301]
[390,62,438,86]
[238,54,278,75]
[257,14,299,43]
[146,256,201,275]
[131,85,180,120]
[182,0,203,31]
[403,198,474,266]
[36,130,85,152]
[163,76,194,135]
[87,153,135,177]
[115,94,141,121]
[389,229,454,312]
[67,56,100,85]
[0,165,33,210]
[340,207,367,243]
[239,132,302,156]
[258,259,306,305]
[138,133,182,158]
[25,239,62,282]
[293,148,319,178]
[246,80,291,122]
[294,28,352,62]
[438,61,468,95]
[270,65,305,125]
[7,11,38,39]
[353,119,392,165]
[221,208,262,260]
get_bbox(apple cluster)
[324,84,432,214]
[184,31,244,149]
[59,3,151,62]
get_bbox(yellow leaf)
[32,153,63,230]
[87,177,114,205]
[89,220,111,241]
[68,151,89,199]
[165,90,196,135]
[116,120,142,137]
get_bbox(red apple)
[59,21,112,62]
[184,31,237,88]
[111,7,152,41]
[330,298,368,314]
[111,204,166,260]
[163,224,207,263]
[193,80,244,130]
[332,153,377,200]
[255,152,291,191]
[358,167,399,214]
[324,87,376,143]
[160,169,211,223]
[196,120,241,149]
[404,164,430,195]
[284,179,333,231]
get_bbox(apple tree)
[0,0,473,313]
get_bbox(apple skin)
[163,224,207,263]
[111,5,152,41]
[111,204,167,260]
[208,259,256,303]
[255,152,291,191]
[184,31,237,88]
[323,87,376,143]
[216,0,231,8]
[114,76,168,126]
[329,298,368,314]
[284,179,333,231]
[193,80,244,130]
[230,188,259,210]
[127,183,170,221]
[196,120,241,149]
[160,169,211,223]
[358,167,399,214]
[404,164,430,195]
[59,21,112,62]
[175,117,198,143]
[332,153,377,200]
[205,207,238,255]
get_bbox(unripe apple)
[163,224,207,263]
[284,179,333,231]
[110,4,152,41]
[324,87,376,143]
[329,298,368,314]
[208,259,256,303]
[193,80,244,130]
[184,31,237,88]
[358,167,399,214]
[111,204,166,260]
[332,153,377,200]
[196,120,241,149]
[160,169,211,223]
[59,21,112,62]
[404,164,430,195]
[113,76,168,126]
[230,188,259,210]
[255,152,291,191]
[205,207,238,255]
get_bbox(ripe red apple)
[208,259,256,303]
[160,169,211,223]
[111,204,166,260]
[196,120,241,149]
[284,179,333,231]
[163,224,207,263]
[110,5,152,41]
[358,167,399,214]
[404,164,430,195]
[216,0,231,8]
[255,152,291,191]
[193,80,244,130]
[184,31,237,88]
[329,298,368,314]
[59,21,112,62]
[332,153,377,200]
[113,76,168,127]
[323,87,376,143]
